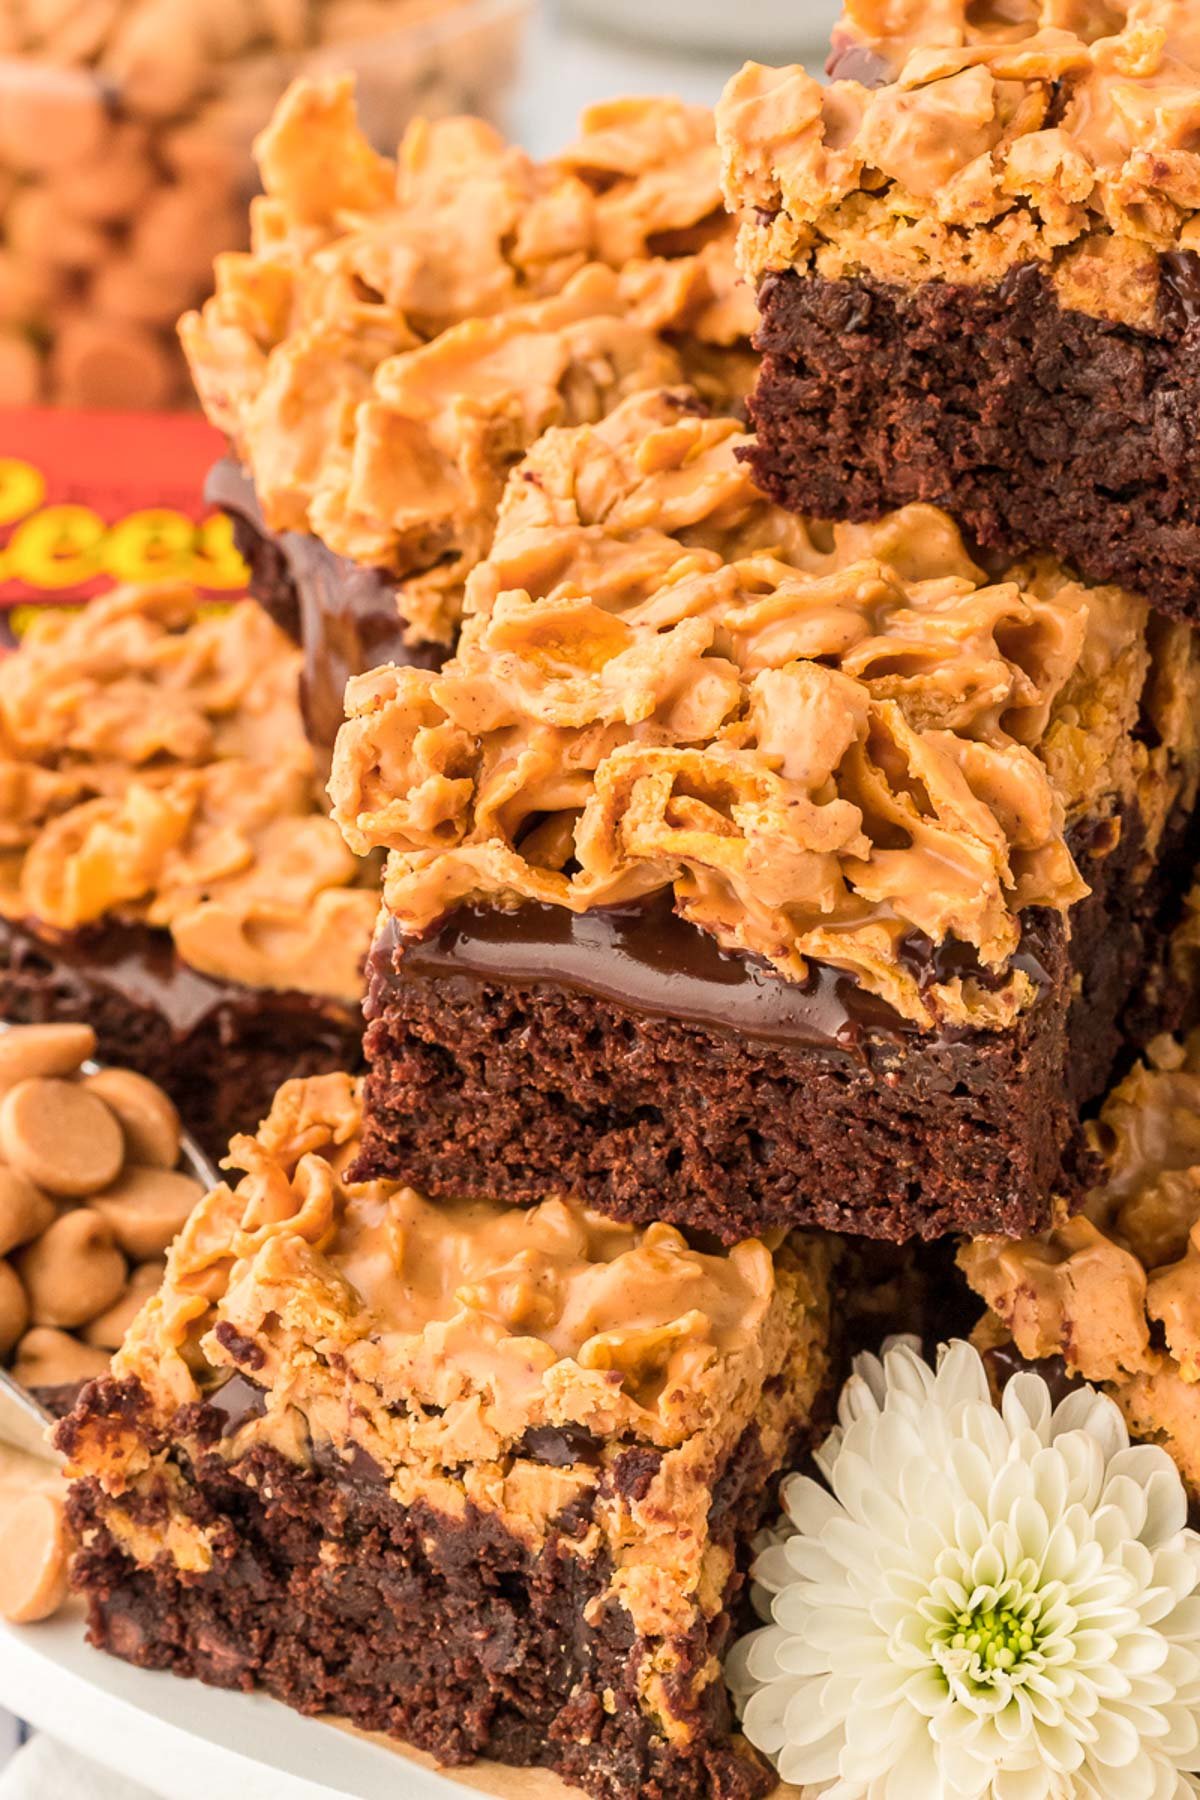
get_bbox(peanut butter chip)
[0,1167,55,1258]
[0,1260,28,1361]
[90,1168,205,1260]
[12,1326,109,1392]
[0,1492,71,1624]
[83,1262,164,1352]
[0,1024,95,1085]
[16,1208,127,1330]
[0,1079,124,1197]
[82,1069,181,1170]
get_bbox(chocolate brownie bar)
[0,584,374,1155]
[60,1072,834,1800]
[717,3,1200,621]
[183,78,757,753]
[329,387,1200,1244]
[961,1029,1200,1497]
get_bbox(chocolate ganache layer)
[206,460,446,758]
[370,893,1059,1055]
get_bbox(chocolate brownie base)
[359,909,1077,1244]
[208,460,446,760]
[0,916,363,1160]
[64,1381,777,1800]
[746,260,1200,622]
[354,802,1195,1245]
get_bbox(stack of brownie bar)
[52,11,1200,1796]
[0,582,375,1157]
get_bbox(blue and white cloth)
[0,1728,155,1799]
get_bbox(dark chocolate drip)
[899,924,1054,997]
[21,917,250,1038]
[206,458,447,758]
[368,894,1048,1052]
[1160,250,1200,333]
[983,1343,1081,1408]
[207,1372,268,1438]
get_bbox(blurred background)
[0,0,834,412]
[514,0,836,152]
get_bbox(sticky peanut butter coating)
[181,77,757,646]
[717,0,1200,328]
[961,1027,1200,1493]
[66,1073,834,1656]
[329,385,1200,1031]
[0,581,376,1004]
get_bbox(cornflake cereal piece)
[58,1072,835,1800]
[718,0,1200,316]
[0,582,376,1006]
[183,77,756,646]
[330,386,1199,1032]
[962,1029,1200,1495]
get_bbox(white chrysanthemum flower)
[727,1338,1200,1800]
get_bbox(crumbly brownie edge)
[745,266,1200,622]
[65,1385,778,1800]
[0,916,364,1160]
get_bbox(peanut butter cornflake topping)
[327,387,1169,1030]
[962,1030,1200,1493]
[99,1074,833,1642]
[0,585,375,1003]
[181,77,756,646]
[718,0,1200,324]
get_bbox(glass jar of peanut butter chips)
[0,0,530,409]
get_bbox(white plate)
[0,1613,797,1800]
[557,0,841,58]
[0,1612,575,1800]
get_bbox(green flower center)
[933,1600,1043,1678]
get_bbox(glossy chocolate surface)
[207,459,446,759]
[1161,249,1200,331]
[366,893,1057,1051]
[371,887,1062,1050]
[2,914,354,1040]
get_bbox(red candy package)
[0,407,245,646]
